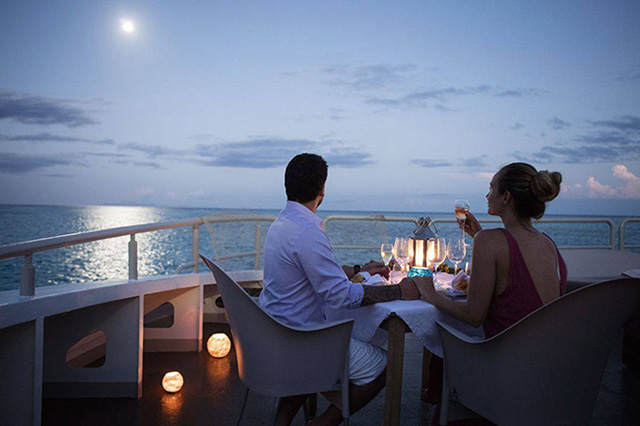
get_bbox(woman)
[414,162,567,421]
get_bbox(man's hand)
[362,261,390,280]
[399,277,420,300]
[412,276,438,305]
[459,211,482,239]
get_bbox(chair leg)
[421,347,432,402]
[236,387,249,426]
[302,393,317,422]
[439,365,449,426]
[273,397,280,426]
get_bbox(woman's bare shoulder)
[473,228,508,255]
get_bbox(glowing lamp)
[162,371,184,393]
[409,217,437,268]
[207,333,231,358]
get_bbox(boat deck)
[41,322,640,426]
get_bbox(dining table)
[326,274,484,426]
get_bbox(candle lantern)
[409,217,438,268]
[207,332,231,358]
[162,371,184,393]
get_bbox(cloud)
[547,116,571,130]
[493,88,546,98]
[591,115,640,134]
[324,64,415,90]
[114,160,162,169]
[194,138,373,168]
[510,122,525,130]
[563,164,640,199]
[410,159,454,168]
[119,142,185,158]
[0,132,114,145]
[462,156,489,168]
[513,115,640,164]
[367,85,492,109]
[0,89,97,127]
[613,70,640,82]
[0,152,73,174]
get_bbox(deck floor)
[42,323,640,426]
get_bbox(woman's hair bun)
[531,170,562,202]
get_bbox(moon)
[120,19,135,33]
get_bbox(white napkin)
[446,271,468,297]
[354,271,388,286]
[622,269,640,278]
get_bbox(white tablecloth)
[326,295,484,358]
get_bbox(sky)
[1,0,639,215]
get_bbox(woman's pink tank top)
[483,229,567,338]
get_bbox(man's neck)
[300,200,317,213]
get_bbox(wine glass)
[380,243,394,267]
[454,199,471,247]
[393,237,411,274]
[427,237,447,284]
[447,239,466,275]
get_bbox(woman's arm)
[414,230,498,327]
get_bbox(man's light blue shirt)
[259,201,364,327]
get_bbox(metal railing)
[620,218,640,250]
[0,215,276,297]
[1,213,636,297]
[322,216,619,253]
[432,217,617,250]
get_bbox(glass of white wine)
[380,243,394,267]
[454,199,471,247]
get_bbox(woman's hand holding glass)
[460,211,482,239]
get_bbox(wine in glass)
[380,243,394,267]
[454,199,470,247]
[427,237,447,284]
[393,237,411,274]
[447,239,466,275]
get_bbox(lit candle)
[415,239,424,267]
[464,262,469,274]
[207,333,231,358]
[426,240,435,269]
[162,371,184,393]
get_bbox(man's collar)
[285,201,322,227]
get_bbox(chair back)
[200,255,353,398]
[439,277,640,426]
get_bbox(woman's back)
[484,228,567,338]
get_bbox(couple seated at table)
[260,153,565,425]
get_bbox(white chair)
[436,277,640,426]
[200,255,353,425]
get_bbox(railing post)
[192,225,199,274]
[619,219,627,250]
[254,221,262,270]
[20,253,35,297]
[128,235,138,280]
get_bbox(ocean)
[1,204,638,291]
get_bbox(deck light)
[162,371,184,393]
[207,332,231,358]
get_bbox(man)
[259,153,419,426]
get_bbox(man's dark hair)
[285,153,328,203]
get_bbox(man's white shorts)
[348,338,387,386]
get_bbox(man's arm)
[361,278,419,306]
